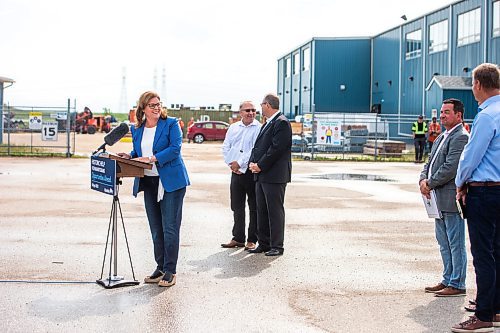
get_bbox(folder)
[422,190,441,219]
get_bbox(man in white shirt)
[221,101,261,250]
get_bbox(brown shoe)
[244,242,256,250]
[451,315,493,332]
[435,286,466,297]
[425,283,446,293]
[221,240,245,248]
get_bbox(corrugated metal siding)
[283,55,292,118]
[300,43,312,114]
[401,20,424,116]
[372,29,400,115]
[277,58,284,112]
[443,89,478,121]
[313,39,371,113]
[451,0,484,75]
[292,51,300,118]
[426,84,444,117]
[425,8,450,83]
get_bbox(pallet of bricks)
[344,127,368,153]
[363,140,406,157]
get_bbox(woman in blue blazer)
[118,91,190,287]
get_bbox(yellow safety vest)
[412,121,427,135]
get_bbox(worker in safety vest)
[412,115,427,163]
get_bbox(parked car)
[187,121,229,143]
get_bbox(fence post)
[7,104,11,155]
[66,99,71,157]
[374,115,378,161]
[311,104,316,161]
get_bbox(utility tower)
[119,67,128,114]
[153,67,158,92]
[161,66,167,104]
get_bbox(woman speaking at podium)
[118,91,190,287]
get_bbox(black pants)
[255,181,286,250]
[230,170,257,243]
[467,185,500,322]
[414,137,426,161]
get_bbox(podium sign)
[91,156,116,196]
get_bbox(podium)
[93,153,152,289]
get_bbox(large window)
[293,53,300,75]
[405,29,422,59]
[429,20,448,53]
[457,8,481,46]
[303,47,310,71]
[285,57,290,78]
[494,1,499,37]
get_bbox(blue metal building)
[278,0,499,138]
[277,38,371,119]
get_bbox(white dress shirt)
[222,119,261,173]
[428,122,463,178]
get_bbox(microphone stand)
[96,175,139,289]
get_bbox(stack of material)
[363,140,406,157]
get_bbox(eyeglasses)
[147,102,162,109]
[241,109,256,113]
[260,102,268,107]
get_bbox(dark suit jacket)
[249,112,292,184]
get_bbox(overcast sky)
[1,0,454,113]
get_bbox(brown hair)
[135,91,167,128]
[473,63,500,90]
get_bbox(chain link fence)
[0,100,76,157]
[292,112,428,161]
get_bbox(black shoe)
[248,245,270,253]
[158,272,176,287]
[265,248,284,256]
[144,268,164,283]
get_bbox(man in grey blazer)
[419,98,470,297]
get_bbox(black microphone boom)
[93,122,130,154]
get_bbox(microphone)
[93,122,130,154]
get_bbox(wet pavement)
[0,141,483,332]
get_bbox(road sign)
[29,112,43,130]
[41,122,58,141]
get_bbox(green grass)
[0,144,76,157]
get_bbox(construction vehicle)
[74,107,111,134]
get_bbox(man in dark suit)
[419,98,469,297]
[248,93,292,256]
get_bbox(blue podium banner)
[91,156,116,196]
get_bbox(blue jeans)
[467,185,500,322]
[142,176,186,275]
[435,212,467,290]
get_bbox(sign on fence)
[29,112,43,130]
[41,122,58,141]
[316,120,341,145]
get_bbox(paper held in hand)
[422,190,442,219]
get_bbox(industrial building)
[277,0,499,138]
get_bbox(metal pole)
[374,115,378,161]
[0,82,4,145]
[66,98,71,157]
[311,104,315,160]
[113,196,118,276]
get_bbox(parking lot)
[0,135,480,332]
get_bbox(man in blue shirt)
[452,63,500,333]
